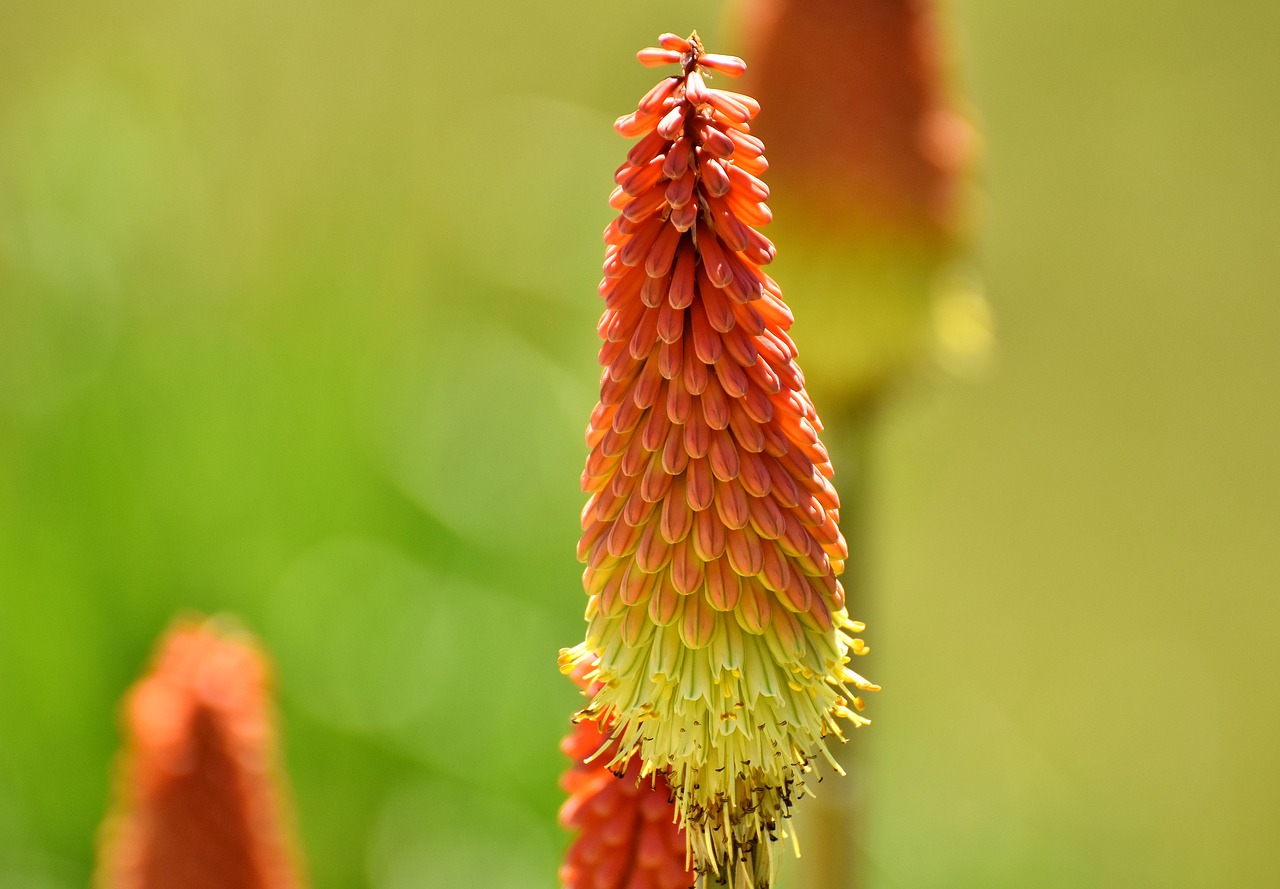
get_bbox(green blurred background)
[1,1,1277,887]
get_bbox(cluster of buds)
[561,33,876,888]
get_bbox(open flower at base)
[560,33,877,888]
[560,658,695,889]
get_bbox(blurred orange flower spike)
[740,0,973,240]
[96,617,307,889]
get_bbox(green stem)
[792,399,880,889]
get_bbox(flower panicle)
[559,659,697,889]
[95,616,306,889]
[560,33,877,889]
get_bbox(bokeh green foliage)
[0,0,719,885]
[1,1,1278,888]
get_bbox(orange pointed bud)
[562,33,877,888]
[559,659,695,889]
[95,617,307,889]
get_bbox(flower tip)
[685,69,708,106]
[637,47,682,68]
[658,33,691,52]
[699,53,747,77]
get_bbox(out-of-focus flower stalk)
[733,3,988,888]
[95,616,307,889]
[737,0,990,418]
[560,32,876,889]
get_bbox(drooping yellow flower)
[560,32,876,889]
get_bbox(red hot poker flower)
[96,617,306,889]
[739,0,972,241]
[735,0,988,411]
[560,658,695,889]
[560,32,876,889]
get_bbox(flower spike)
[95,617,306,889]
[561,33,877,888]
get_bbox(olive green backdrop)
[1,1,1276,887]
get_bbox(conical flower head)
[560,658,695,889]
[560,33,876,888]
[96,617,306,889]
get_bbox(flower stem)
[795,401,879,889]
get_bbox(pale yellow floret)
[559,601,877,889]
